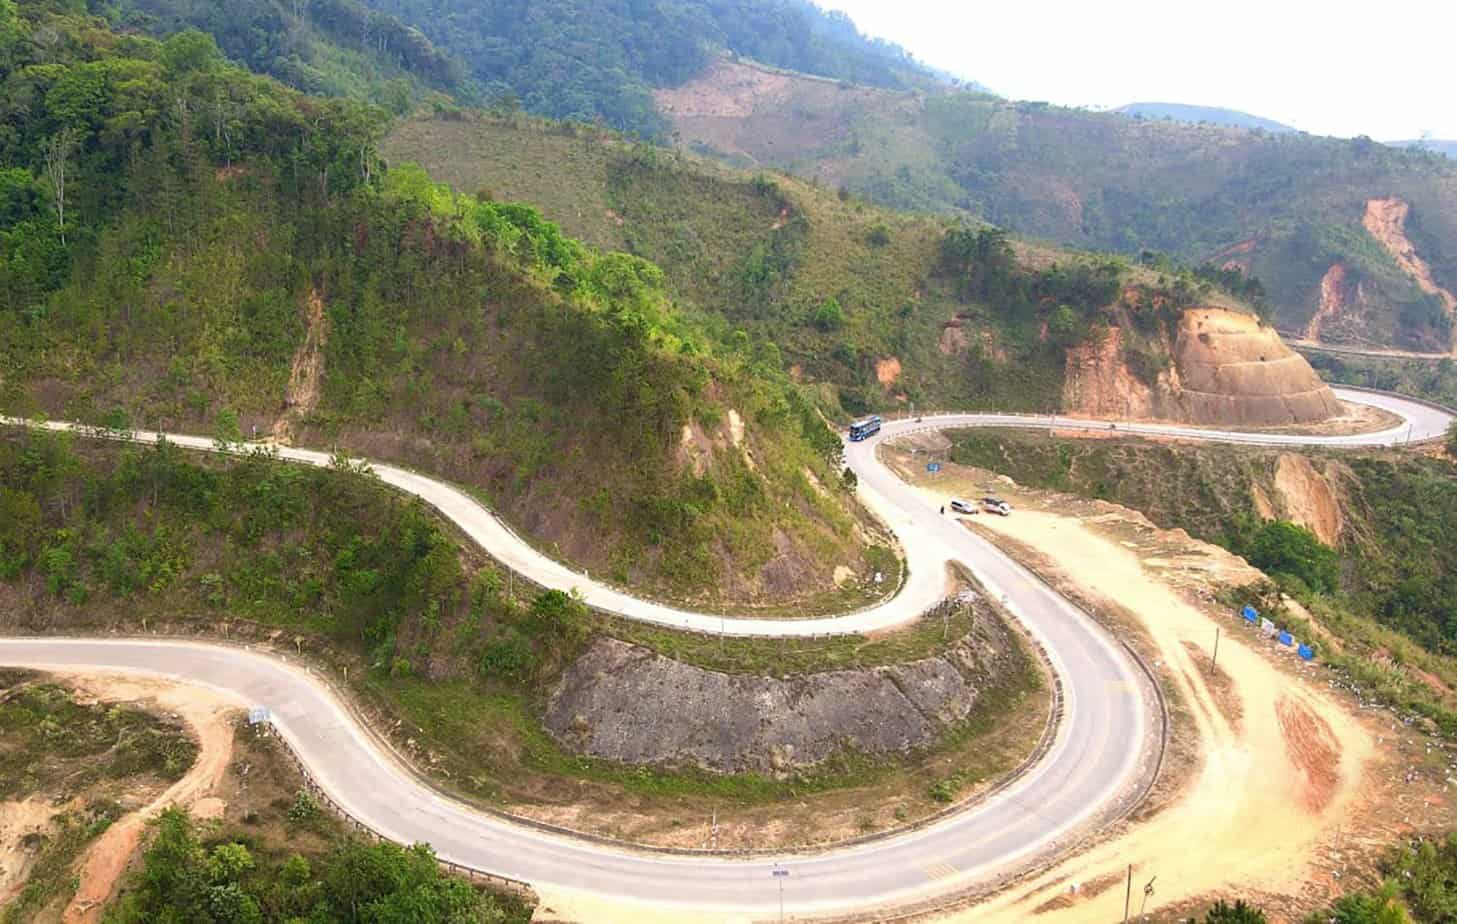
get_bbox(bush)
[1240,520,1339,594]
[812,297,845,332]
[1207,899,1266,923]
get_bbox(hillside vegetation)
[0,2,882,604]
[946,430,1457,732]
[659,60,1457,352]
[360,0,938,136]
[97,0,470,110]
[385,111,1293,421]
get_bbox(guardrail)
[262,717,539,903]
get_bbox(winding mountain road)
[1,385,1451,918]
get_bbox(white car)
[981,496,1012,516]
[949,498,978,515]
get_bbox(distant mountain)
[1116,102,1295,134]
[355,0,946,135]
[1388,140,1457,159]
[659,60,1457,352]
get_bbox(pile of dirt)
[1064,307,1343,425]
[543,613,1022,774]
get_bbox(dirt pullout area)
[55,674,238,923]
[546,618,1019,773]
[1364,197,1457,347]
[270,287,330,444]
[892,461,1378,923]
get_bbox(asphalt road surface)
[0,386,1451,917]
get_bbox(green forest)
[0,0,878,602]
[97,0,470,110]
[357,0,935,135]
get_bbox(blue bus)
[848,415,882,441]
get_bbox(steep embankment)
[545,609,1026,773]
[1362,197,1457,353]
[1064,307,1342,426]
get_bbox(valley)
[4,1,1457,921]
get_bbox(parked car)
[981,496,1012,516]
[949,498,978,515]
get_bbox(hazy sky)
[817,0,1457,140]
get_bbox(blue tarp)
[1298,644,1315,661]
[1241,605,1259,623]
[1278,631,1294,647]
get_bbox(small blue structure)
[927,462,941,473]
[1241,605,1259,624]
[1277,631,1294,647]
[1298,644,1315,661]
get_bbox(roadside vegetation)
[0,1,883,604]
[105,807,527,924]
[0,429,1046,846]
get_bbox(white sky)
[818,0,1457,140]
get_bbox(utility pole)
[1212,626,1221,671]
[1123,864,1132,923]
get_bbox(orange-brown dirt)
[1062,325,1158,419]
[1065,308,1343,426]
[1363,198,1457,346]
[876,356,903,387]
[54,674,238,924]
[1277,696,1342,813]
[1272,453,1344,545]
[1304,262,1349,341]
[271,288,329,444]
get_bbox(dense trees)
[357,0,934,135]
[105,808,522,923]
[939,226,1123,346]
[100,0,468,108]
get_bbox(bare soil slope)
[1065,307,1343,426]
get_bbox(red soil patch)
[1276,696,1341,813]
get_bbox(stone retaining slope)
[544,608,1022,773]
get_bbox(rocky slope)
[544,600,1028,773]
[1064,308,1343,426]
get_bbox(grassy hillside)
[357,0,939,136]
[0,2,882,605]
[385,111,1266,420]
[659,61,1457,352]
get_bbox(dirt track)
[54,674,237,923]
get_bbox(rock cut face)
[1063,307,1342,426]
[1173,308,1342,426]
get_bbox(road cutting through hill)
[0,385,1450,920]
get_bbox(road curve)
[0,386,1451,916]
